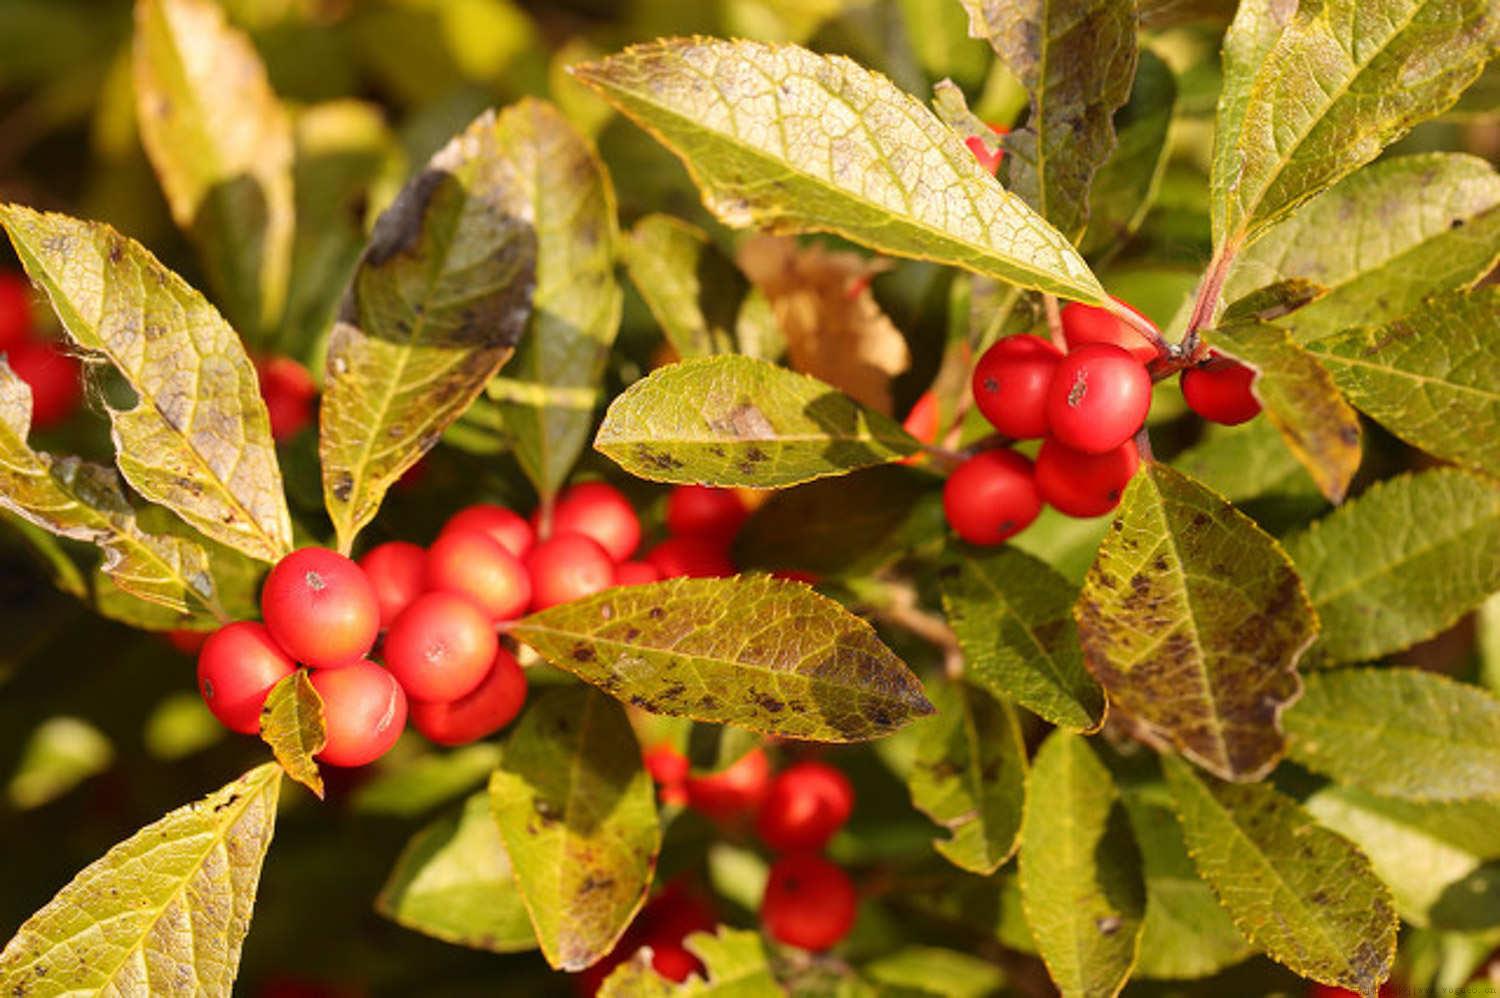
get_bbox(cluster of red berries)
[0,272,81,429]
[576,880,719,993]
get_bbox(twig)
[1133,424,1155,463]
[867,577,960,656]
[1041,293,1065,348]
[1181,243,1239,357]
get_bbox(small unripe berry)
[440,503,534,559]
[1060,296,1160,364]
[8,339,82,429]
[756,760,855,851]
[1045,343,1152,454]
[666,485,749,545]
[1034,437,1140,518]
[197,621,297,734]
[261,548,380,669]
[614,560,662,586]
[256,356,317,441]
[549,482,641,561]
[685,746,771,820]
[425,529,531,622]
[409,647,526,746]
[646,536,735,579]
[760,853,858,951]
[942,449,1042,546]
[383,591,497,702]
[309,660,407,767]
[1181,351,1261,425]
[527,533,616,610]
[0,272,31,351]
[971,334,1064,439]
[357,541,427,628]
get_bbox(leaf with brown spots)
[1074,463,1316,782]
[488,687,659,972]
[259,670,326,799]
[319,107,538,553]
[1162,754,1397,995]
[510,575,934,743]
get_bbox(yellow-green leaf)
[258,670,325,799]
[0,205,294,563]
[510,575,934,743]
[598,927,784,997]
[1081,50,1179,260]
[489,687,659,972]
[1018,730,1144,998]
[1162,754,1397,995]
[622,214,743,359]
[1169,418,1320,507]
[572,38,1108,303]
[319,108,538,552]
[0,763,281,996]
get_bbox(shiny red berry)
[526,533,616,611]
[257,356,317,441]
[644,742,690,785]
[358,541,427,629]
[197,621,297,734]
[756,760,855,851]
[971,334,1064,439]
[1035,437,1140,518]
[425,528,531,622]
[0,272,31,351]
[1060,296,1160,364]
[165,629,210,655]
[964,123,1008,175]
[942,449,1042,546]
[666,485,749,545]
[614,560,662,586]
[383,591,497,703]
[1045,343,1152,454]
[761,853,858,951]
[685,746,771,820]
[440,503,534,559]
[549,482,640,561]
[1181,351,1261,425]
[261,548,380,668]
[309,660,407,767]
[8,339,81,429]
[646,536,735,579]
[409,647,526,746]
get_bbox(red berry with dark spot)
[383,591,497,703]
[1060,296,1160,364]
[646,536,735,579]
[666,485,749,545]
[756,760,855,851]
[261,548,380,669]
[614,560,661,586]
[685,746,771,820]
[549,482,640,561]
[440,503,534,559]
[1181,351,1261,425]
[358,541,427,628]
[409,647,526,746]
[8,339,81,429]
[309,660,407,767]
[971,334,1064,439]
[425,528,531,622]
[942,449,1042,546]
[1045,343,1152,454]
[0,272,32,351]
[197,621,297,734]
[257,356,317,441]
[527,533,616,610]
[1035,437,1140,518]
[761,853,858,951]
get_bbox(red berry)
[644,742,690,785]
[549,482,640,561]
[666,485,749,545]
[1045,343,1152,454]
[197,621,297,734]
[964,123,1008,175]
[648,942,700,983]
[942,449,1042,546]
[165,629,209,655]
[646,536,735,579]
[0,272,32,351]
[761,853,858,951]
[526,533,616,610]
[409,647,526,746]
[1035,437,1140,518]
[425,529,531,622]
[1181,351,1261,425]
[614,560,661,586]
[685,746,771,820]
[971,334,1064,439]
[261,548,380,669]
[441,503,534,559]
[383,591,497,703]
[901,390,941,445]
[358,541,427,628]
[257,356,317,441]
[309,660,407,767]
[1060,296,1160,364]
[756,760,855,851]
[8,339,81,429]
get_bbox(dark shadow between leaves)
[1429,860,1500,931]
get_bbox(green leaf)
[1210,0,1500,248]
[594,355,918,488]
[376,792,537,953]
[907,679,1026,875]
[319,108,538,552]
[258,670,326,799]
[1284,467,1500,665]
[510,575,934,743]
[1074,464,1316,781]
[1307,287,1500,478]
[132,0,294,342]
[940,544,1104,732]
[1162,754,1397,995]
[862,945,1005,998]
[8,717,114,810]
[1284,668,1500,802]
[489,686,660,972]
[1208,321,1362,504]
[1169,419,1319,506]
[0,205,294,563]
[1081,50,1179,259]
[0,763,281,995]
[1018,731,1145,998]
[487,99,623,501]
[960,0,1139,242]
[622,214,747,359]
[1221,153,1500,344]
[352,743,503,818]
[572,38,1108,303]
[597,927,784,997]
[1305,785,1500,931]
[92,515,263,632]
